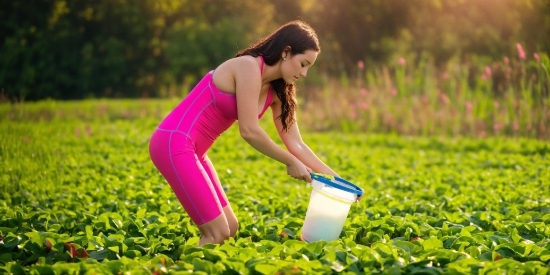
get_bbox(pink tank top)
[212,56,274,119]
[156,56,274,155]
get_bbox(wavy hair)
[235,20,320,131]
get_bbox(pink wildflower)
[493,122,504,131]
[421,95,429,105]
[534,53,540,63]
[503,56,510,65]
[360,88,368,96]
[389,88,398,96]
[450,108,457,117]
[516,43,526,60]
[85,125,92,136]
[485,66,492,77]
[357,60,364,70]
[442,72,450,81]
[98,104,107,116]
[439,92,450,105]
[512,120,519,131]
[348,110,357,120]
[465,101,473,115]
[397,57,406,66]
[493,101,499,109]
[360,102,368,110]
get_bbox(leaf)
[372,242,394,258]
[24,231,44,246]
[9,264,26,275]
[136,208,147,220]
[89,249,110,261]
[203,249,227,262]
[422,237,443,250]
[510,228,522,243]
[1,234,20,250]
[85,225,94,239]
[64,243,78,258]
[459,228,471,237]
[283,240,305,251]
[124,250,142,259]
[539,250,550,261]
[495,242,531,257]
[254,264,279,274]
[29,265,55,275]
[193,258,219,273]
[0,253,12,264]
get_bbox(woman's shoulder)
[216,56,261,78]
[220,55,258,69]
[213,56,261,93]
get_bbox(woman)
[149,20,339,245]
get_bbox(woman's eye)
[301,64,305,67]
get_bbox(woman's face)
[281,49,318,84]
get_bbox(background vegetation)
[2,0,549,100]
[1,0,549,139]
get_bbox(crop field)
[1,100,550,274]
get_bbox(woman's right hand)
[286,158,312,183]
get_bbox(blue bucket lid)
[310,173,363,196]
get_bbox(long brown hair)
[235,20,320,131]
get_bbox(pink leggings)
[148,129,228,225]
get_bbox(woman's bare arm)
[233,57,311,181]
[271,96,338,177]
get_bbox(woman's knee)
[216,226,232,242]
[229,221,239,237]
[198,213,232,244]
[222,205,238,237]
[204,225,231,244]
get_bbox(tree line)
[1,0,549,100]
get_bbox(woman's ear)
[282,46,292,59]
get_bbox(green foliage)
[1,0,549,101]
[0,0,275,100]
[1,100,550,273]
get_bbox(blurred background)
[1,0,549,138]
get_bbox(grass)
[299,52,550,140]
[2,51,549,140]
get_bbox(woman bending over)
[149,20,339,245]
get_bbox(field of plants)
[1,98,549,274]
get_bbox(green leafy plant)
[1,101,549,274]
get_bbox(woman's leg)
[197,212,231,245]
[149,131,230,244]
[200,155,239,238]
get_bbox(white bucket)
[301,173,363,242]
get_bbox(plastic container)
[301,173,363,242]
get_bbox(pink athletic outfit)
[149,56,273,225]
